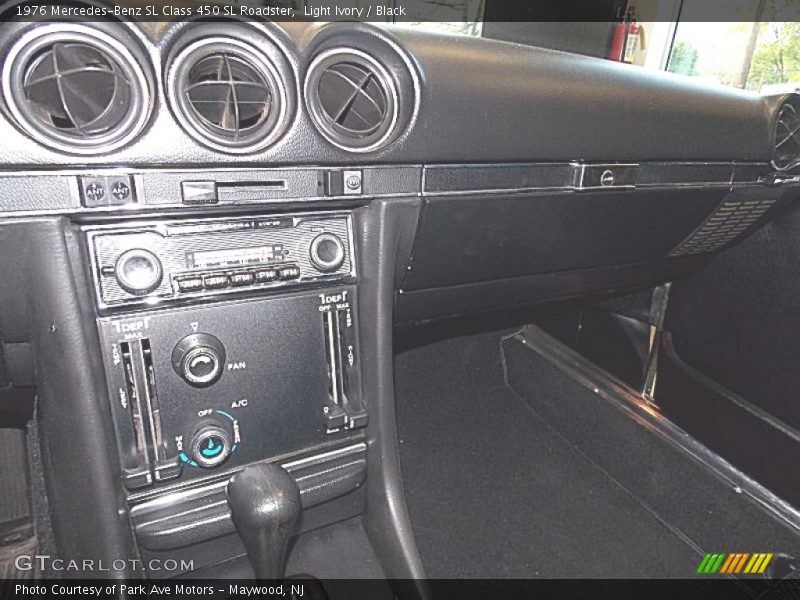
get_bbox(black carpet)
[394,331,800,579]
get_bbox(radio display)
[186,244,284,269]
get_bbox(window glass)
[383,0,800,94]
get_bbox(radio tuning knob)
[172,333,226,387]
[309,233,345,272]
[114,249,163,295]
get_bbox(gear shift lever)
[227,463,301,580]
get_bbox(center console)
[85,211,370,576]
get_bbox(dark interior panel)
[402,188,725,291]
[395,256,708,324]
[666,199,800,431]
[2,12,800,591]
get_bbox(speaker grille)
[669,195,776,256]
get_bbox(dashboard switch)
[230,272,255,286]
[172,333,226,387]
[203,274,229,289]
[189,424,232,468]
[278,265,300,280]
[176,276,203,292]
[310,233,345,272]
[347,411,368,430]
[254,268,279,283]
[343,170,362,195]
[81,175,135,207]
[182,181,218,205]
[325,404,348,429]
[114,249,162,295]
[108,177,134,203]
[325,170,362,196]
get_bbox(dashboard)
[1,5,799,583]
[0,16,788,165]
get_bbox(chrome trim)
[305,48,400,153]
[129,442,367,514]
[282,441,367,471]
[165,36,289,154]
[422,162,764,197]
[771,102,800,172]
[309,232,346,272]
[641,283,671,400]
[574,162,639,191]
[1,23,153,155]
[0,161,770,217]
[0,164,422,177]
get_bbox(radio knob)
[172,333,226,387]
[114,249,163,295]
[190,423,232,468]
[309,233,345,272]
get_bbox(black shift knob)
[227,463,301,580]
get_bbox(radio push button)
[278,265,301,280]
[176,276,203,292]
[254,268,279,283]
[229,272,255,286]
[203,274,229,289]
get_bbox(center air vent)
[773,102,800,171]
[305,49,398,152]
[167,38,288,153]
[2,24,152,154]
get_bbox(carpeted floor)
[394,331,800,580]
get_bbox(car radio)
[85,212,354,311]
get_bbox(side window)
[380,0,800,94]
[667,0,800,93]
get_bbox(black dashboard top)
[0,16,786,170]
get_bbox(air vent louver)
[306,49,398,152]
[773,102,800,171]
[2,25,151,154]
[167,38,287,153]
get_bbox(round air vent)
[167,38,288,153]
[1,24,151,154]
[305,49,398,152]
[773,102,800,171]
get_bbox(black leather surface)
[353,198,428,588]
[0,19,776,168]
[0,218,138,577]
[402,188,724,291]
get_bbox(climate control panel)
[96,286,366,491]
